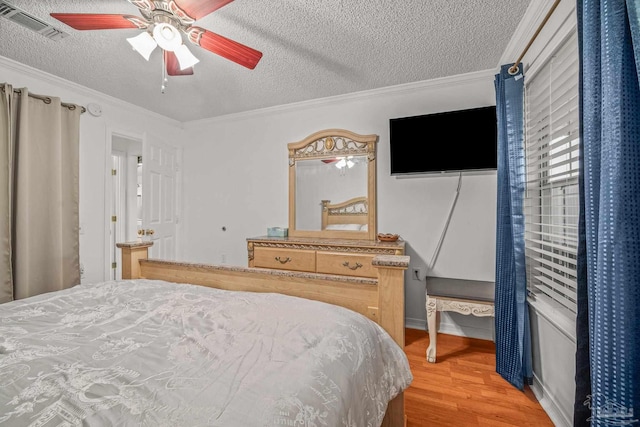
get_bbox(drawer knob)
[342,261,363,270]
[275,256,291,264]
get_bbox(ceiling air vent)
[0,1,69,41]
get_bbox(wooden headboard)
[321,196,369,230]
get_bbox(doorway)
[109,135,143,280]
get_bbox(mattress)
[0,279,413,426]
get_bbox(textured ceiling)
[0,0,533,122]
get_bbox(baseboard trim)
[405,318,426,331]
[405,317,494,341]
[531,373,572,427]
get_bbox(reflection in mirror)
[295,156,368,230]
[322,197,368,231]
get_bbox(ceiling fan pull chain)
[161,54,167,94]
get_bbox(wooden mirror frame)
[288,129,378,240]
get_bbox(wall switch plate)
[412,268,423,281]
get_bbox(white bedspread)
[0,279,412,426]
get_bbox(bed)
[0,242,412,426]
[321,196,369,231]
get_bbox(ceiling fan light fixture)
[153,22,182,51]
[49,0,263,78]
[127,31,157,61]
[174,44,200,70]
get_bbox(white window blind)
[524,30,579,320]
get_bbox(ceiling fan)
[50,0,262,80]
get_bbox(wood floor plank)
[403,328,554,427]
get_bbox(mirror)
[288,129,377,240]
[295,157,368,230]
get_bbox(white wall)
[181,69,499,338]
[529,301,576,427]
[0,56,185,284]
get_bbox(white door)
[142,137,180,260]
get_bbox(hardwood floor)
[404,328,554,427]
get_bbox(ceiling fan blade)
[173,0,234,20]
[187,27,262,70]
[50,13,148,30]
[164,51,194,76]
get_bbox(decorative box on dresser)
[247,236,405,278]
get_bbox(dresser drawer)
[253,247,316,272]
[316,252,377,278]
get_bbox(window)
[523,30,579,322]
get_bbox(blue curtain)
[493,63,532,391]
[575,1,640,425]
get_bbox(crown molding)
[498,0,558,68]
[184,68,498,129]
[2,54,498,131]
[0,55,183,128]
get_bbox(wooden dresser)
[247,236,405,278]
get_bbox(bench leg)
[426,296,437,363]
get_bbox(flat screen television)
[389,106,498,175]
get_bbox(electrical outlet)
[412,268,423,281]
[220,253,227,264]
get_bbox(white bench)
[424,277,495,363]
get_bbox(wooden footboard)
[118,241,409,427]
